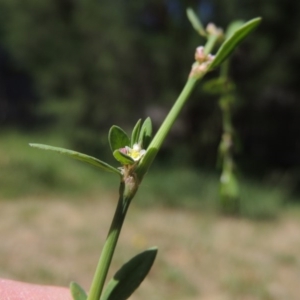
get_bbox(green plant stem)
[220,59,229,79]
[136,36,220,179]
[219,60,232,133]
[204,34,219,54]
[86,62,205,300]
[136,77,198,178]
[87,182,131,300]
[149,77,197,150]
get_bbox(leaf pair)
[131,117,152,149]
[29,118,153,175]
[70,247,157,300]
[109,118,152,165]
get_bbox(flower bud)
[206,23,223,38]
[195,46,206,63]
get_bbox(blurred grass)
[0,129,118,199]
[1,130,300,300]
[2,195,300,300]
[0,130,295,219]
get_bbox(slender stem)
[204,34,219,54]
[86,69,200,299]
[136,77,198,178]
[86,33,220,299]
[219,60,233,133]
[220,59,229,79]
[149,77,197,151]
[87,182,131,300]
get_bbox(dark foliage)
[0,0,299,190]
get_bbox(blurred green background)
[1,1,300,299]
[1,0,300,211]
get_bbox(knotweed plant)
[30,9,261,300]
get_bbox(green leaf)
[138,117,152,149]
[108,126,130,152]
[100,247,158,300]
[70,282,87,300]
[225,20,245,39]
[131,119,142,147]
[113,149,135,165]
[209,17,262,70]
[29,143,122,176]
[186,7,206,37]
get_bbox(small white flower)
[125,143,146,161]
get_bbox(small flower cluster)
[190,46,215,79]
[194,46,215,64]
[206,23,223,39]
[109,118,152,178]
[120,144,146,162]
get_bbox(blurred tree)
[0,45,38,127]
[225,0,300,176]
[0,0,200,157]
[1,0,300,191]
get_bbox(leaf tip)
[148,246,158,251]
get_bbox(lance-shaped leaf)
[186,7,206,37]
[113,149,135,165]
[70,282,87,300]
[131,119,142,147]
[109,126,130,152]
[209,17,262,70]
[139,117,152,149]
[100,247,158,300]
[29,144,122,176]
[225,20,245,39]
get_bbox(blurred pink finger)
[0,279,73,300]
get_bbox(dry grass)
[0,193,299,300]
